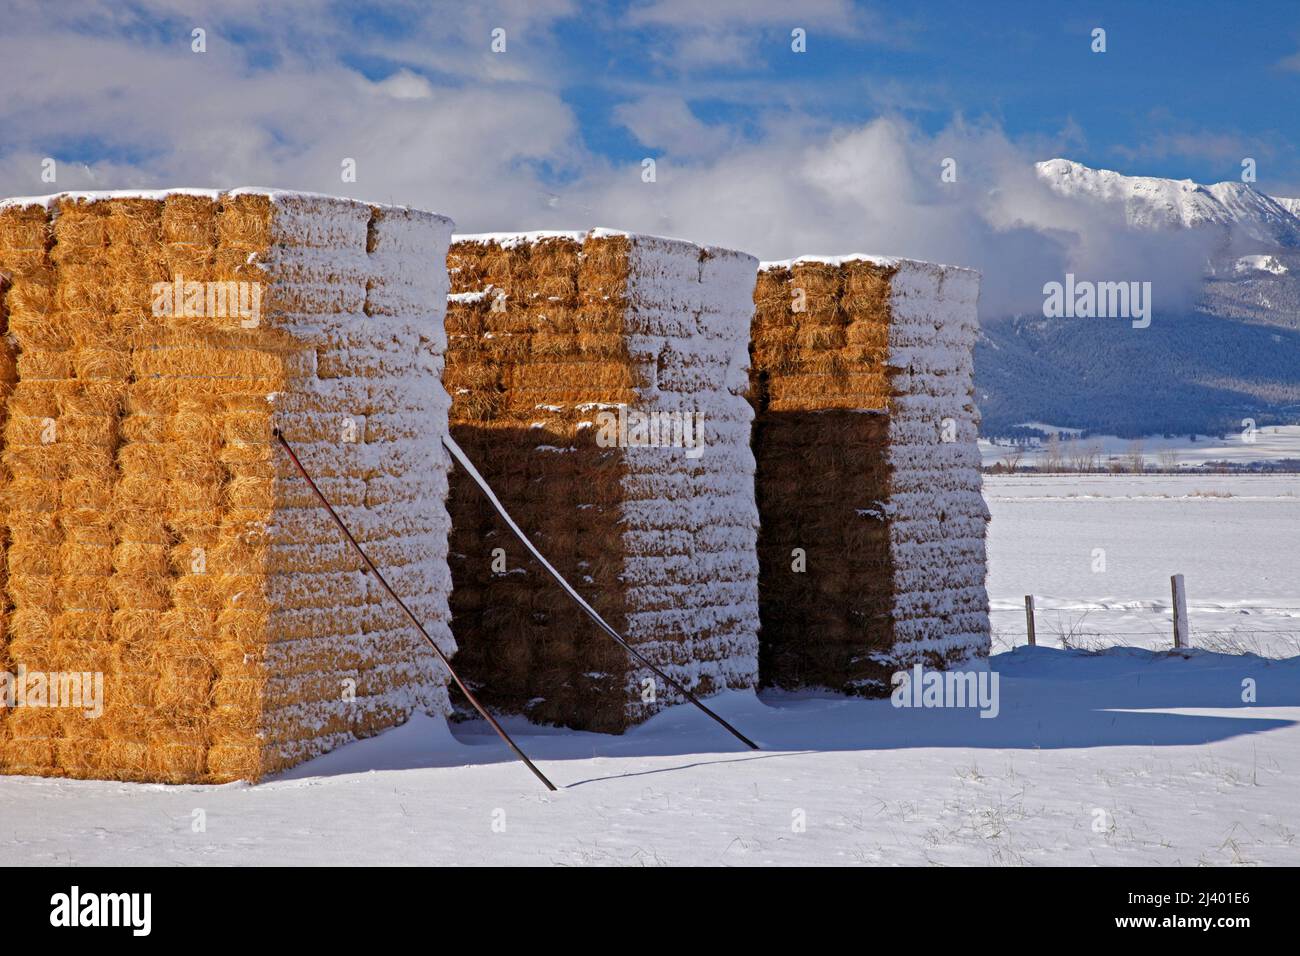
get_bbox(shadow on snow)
[274,645,1299,783]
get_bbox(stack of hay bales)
[445,230,760,732]
[749,255,990,695]
[0,189,454,782]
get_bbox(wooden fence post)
[1025,595,1036,646]
[1171,574,1189,649]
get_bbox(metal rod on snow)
[442,433,760,752]
[273,428,558,793]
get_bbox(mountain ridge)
[974,160,1300,437]
[1035,157,1300,246]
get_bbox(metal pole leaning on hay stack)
[272,429,558,792]
[442,434,760,751]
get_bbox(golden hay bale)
[51,610,113,642]
[205,739,263,782]
[161,193,218,247]
[114,472,171,512]
[102,739,150,776]
[56,265,115,317]
[1,737,57,774]
[106,197,164,247]
[144,741,209,785]
[16,349,75,380]
[57,577,114,611]
[59,413,119,447]
[217,194,273,250]
[3,270,54,314]
[60,382,122,416]
[6,308,71,351]
[59,539,113,577]
[2,188,454,783]
[51,198,111,254]
[106,574,172,611]
[841,261,893,294]
[110,608,162,646]
[0,204,50,246]
[118,412,167,445]
[73,348,133,381]
[4,476,60,513]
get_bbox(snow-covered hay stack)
[749,255,990,695]
[0,189,455,783]
[445,230,760,732]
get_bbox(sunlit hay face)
[0,191,456,783]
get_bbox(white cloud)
[0,2,588,219]
[624,0,891,69]
[555,116,1219,316]
[612,96,735,158]
[0,4,1226,318]
[374,69,436,100]
[628,0,865,28]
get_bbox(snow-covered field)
[980,424,1300,469]
[986,474,1300,658]
[3,474,1298,866]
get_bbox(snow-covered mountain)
[975,160,1300,438]
[1035,158,1300,247]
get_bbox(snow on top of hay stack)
[445,229,760,732]
[0,188,454,783]
[750,254,989,696]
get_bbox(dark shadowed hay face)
[752,410,897,692]
[749,262,902,695]
[447,421,633,732]
[445,235,644,732]
[751,258,989,694]
[447,232,762,731]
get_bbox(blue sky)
[1,0,1297,312]
[340,0,1300,189]
[550,0,1299,189]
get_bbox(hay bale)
[749,255,990,696]
[0,189,455,783]
[445,230,760,732]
